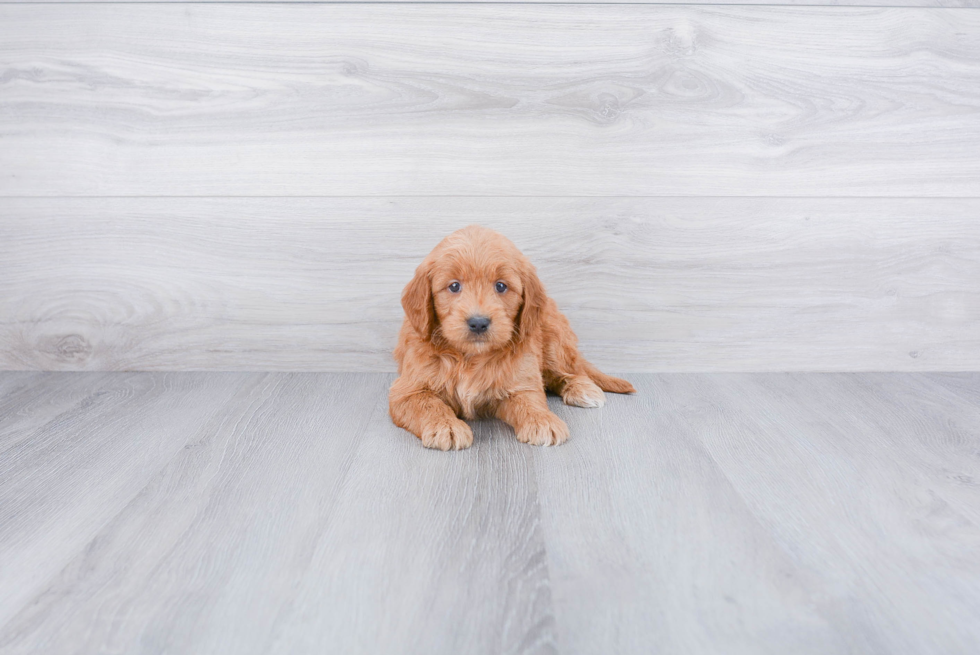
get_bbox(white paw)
[420,418,474,451]
[562,378,606,408]
[516,412,569,447]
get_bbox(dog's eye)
[448,281,461,293]
[495,281,508,293]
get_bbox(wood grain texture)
[7,0,980,7]
[532,378,849,654]
[535,372,980,654]
[0,372,555,655]
[0,373,392,654]
[0,372,116,459]
[266,390,556,655]
[845,373,980,527]
[678,372,980,654]
[0,372,252,629]
[2,197,977,372]
[2,371,978,653]
[1,5,979,196]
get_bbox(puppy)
[389,225,635,450]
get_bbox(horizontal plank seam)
[4,195,980,200]
[2,2,980,6]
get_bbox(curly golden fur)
[390,225,636,450]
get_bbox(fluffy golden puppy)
[390,225,635,450]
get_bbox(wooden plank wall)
[1,4,978,371]
[6,0,980,5]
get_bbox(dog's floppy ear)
[518,259,546,339]
[402,262,436,340]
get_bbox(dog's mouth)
[461,329,500,350]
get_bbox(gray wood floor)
[1,372,978,654]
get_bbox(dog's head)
[402,225,545,354]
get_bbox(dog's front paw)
[516,412,569,447]
[562,377,606,409]
[420,418,474,451]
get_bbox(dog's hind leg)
[580,360,637,395]
[544,370,606,408]
[540,308,636,401]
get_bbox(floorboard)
[533,377,847,654]
[0,372,254,631]
[266,388,556,655]
[687,372,980,654]
[1,372,978,653]
[0,373,388,654]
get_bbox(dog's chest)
[449,366,509,420]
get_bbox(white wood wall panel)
[1,6,979,197]
[8,0,980,6]
[1,197,977,372]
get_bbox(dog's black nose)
[467,316,491,334]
